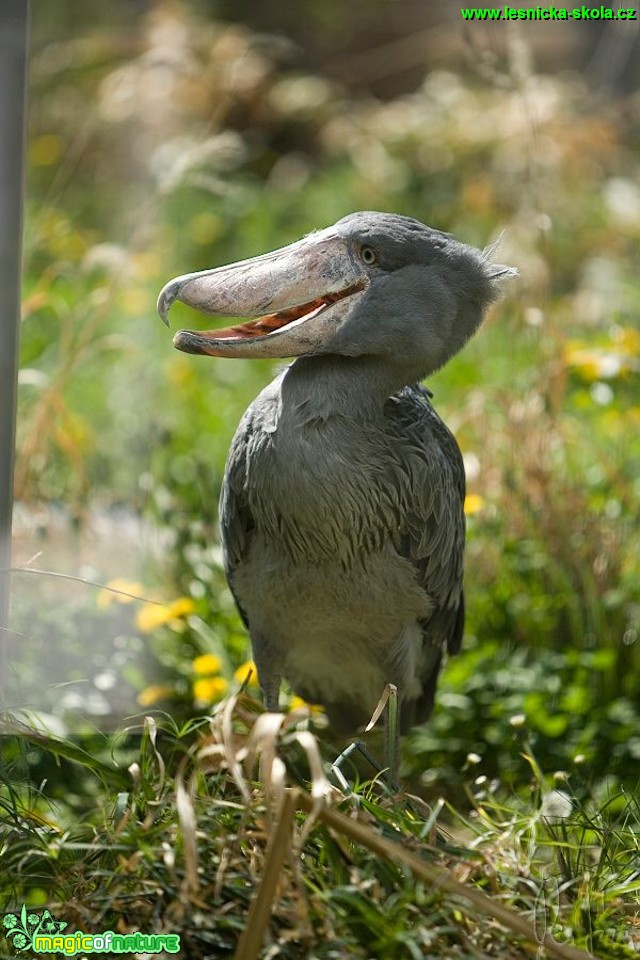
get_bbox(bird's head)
[158,212,517,378]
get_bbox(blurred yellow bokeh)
[289,695,324,715]
[97,578,145,608]
[135,597,196,633]
[464,493,485,516]
[137,684,174,707]
[193,676,229,703]
[233,659,260,687]
[30,133,64,166]
[193,652,223,675]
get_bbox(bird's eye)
[360,246,376,265]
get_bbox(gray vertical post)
[0,2,29,705]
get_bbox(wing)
[218,410,256,630]
[385,385,466,725]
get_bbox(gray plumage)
[158,212,516,734]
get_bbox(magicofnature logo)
[2,906,181,955]
[3,905,66,952]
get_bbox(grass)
[1,702,638,959]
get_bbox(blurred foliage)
[12,1,640,794]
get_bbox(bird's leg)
[384,684,400,790]
[330,740,385,792]
[365,683,400,790]
[251,634,283,712]
[260,675,282,712]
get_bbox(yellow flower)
[564,323,640,384]
[193,676,229,703]
[289,695,324,716]
[193,653,223,675]
[564,341,628,381]
[137,684,174,707]
[464,493,485,516]
[135,597,195,633]
[192,654,227,702]
[97,579,145,609]
[233,660,260,688]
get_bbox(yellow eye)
[361,246,376,265]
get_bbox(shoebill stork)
[158,212,515,751]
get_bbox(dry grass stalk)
[234,788,298,960]
[235,781,596,960]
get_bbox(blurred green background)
[9,0,640,795]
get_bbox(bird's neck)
[281,354,421,422]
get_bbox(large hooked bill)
[157,229,368,358]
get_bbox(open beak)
[157,230,368,358]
